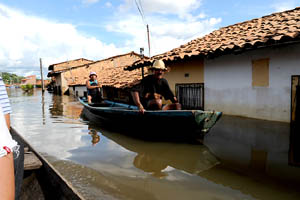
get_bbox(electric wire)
[134,0,146,25]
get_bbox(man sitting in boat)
[86,72,101,104]
[131,60,181,113]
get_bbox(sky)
[0,0,299,77]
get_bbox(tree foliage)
[0,72,25,84]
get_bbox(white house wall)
[204,43,300,122]
[74,86,87,97]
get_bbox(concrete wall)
[204,43,300,122]
[73,86,87,97]
[54,73,68,95]
[164,57,204,93]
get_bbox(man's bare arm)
[131,91,145,114]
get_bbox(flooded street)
[8,88,300,200]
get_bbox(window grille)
[175,83,204,110]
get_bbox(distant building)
[36,79,51,86]
[47,58,94,94]
[21,75,36,85]
[48,52,146,103]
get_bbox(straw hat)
[149,60,167,71]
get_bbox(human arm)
[0,153,15,200]
[161,79,178,103]
[86,80,100,89]
[131,91,145,114]
[0,106,16,200]
[0,78,11,129]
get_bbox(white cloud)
[0,4,124,76]
[82,0,100,5]
[271,0,298,12]
[119,0,202,18]
[106,14,221,56]
[105,1,112,8]
[110,0,221,56]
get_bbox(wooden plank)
[252,58,269,87]
[24,152,42,170]
[289,76,300,166]
[11,128,85,200]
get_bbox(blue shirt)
[0,77,12,114]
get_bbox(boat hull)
[79,98,222,140]
[11,128,84,200]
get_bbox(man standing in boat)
[131,60,181,114]
[86,72,101,104]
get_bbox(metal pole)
[140,48,144,78]
[146,24,151,58]
[39,58,45,93]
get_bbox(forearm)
[0,153,15,200]
[172,96,178,103]
[87,86,99,89]
[5,113,10,129]
[131,91,143,107]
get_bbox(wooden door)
[289,76,300,166]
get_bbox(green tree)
[0,72,25,84]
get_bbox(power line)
[134,0,146,25]
[134,0,152,57]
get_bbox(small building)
[48,53,143,97]
[47,58,94,94]
[36,79,51,86]
[67,52,146,103]
[21,75,37,85]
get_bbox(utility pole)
[39,58,45,93]
[140,48,144,78]
[146,24,151,58]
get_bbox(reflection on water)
[88,129,101,146]
[8,88,300,200]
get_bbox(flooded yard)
[8,88,300,200]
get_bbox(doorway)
[289,75,300,166]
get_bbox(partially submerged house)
[126,7,300,123]
[48,52,145,102]
[21,75,37,85]
[48,58,94,94]
[126,6,300,167]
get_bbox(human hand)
[138,104,145,114]
[173,97,178,103]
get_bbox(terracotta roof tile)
[126,7,300,70]
[66,52,147,88]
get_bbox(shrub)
[21,84,34,92]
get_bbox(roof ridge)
[187,6,300,44]
[49,58,93,67]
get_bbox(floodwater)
[7,88,300,200]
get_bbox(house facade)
[127,7,300,123]
[204,43,300,122]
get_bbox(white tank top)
[0,106,17,157]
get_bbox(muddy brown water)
[8,88,300,200]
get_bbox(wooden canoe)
[10,128,85,200]
[79,97,222,139]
